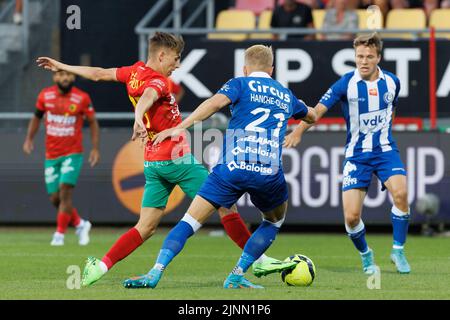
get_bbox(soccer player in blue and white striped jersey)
[285,33,411,274]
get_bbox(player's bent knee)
[392,189,408,206]
[344,215,361,229]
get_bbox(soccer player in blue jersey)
[285,33,411,274]
[123,44,317,289]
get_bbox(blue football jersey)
[319,68,400,159]
[216,72,308,173]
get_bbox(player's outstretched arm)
[152,93,231,145]
[36,57,118,82]
[284,103,327,148]
[23,113,42,154]
[86,115,100,167]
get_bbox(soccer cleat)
[50,232,64,246]
[360,248,378,275]
[82,256,106,286]
[76,220,92,246]
[390,248,411,274]
[123,268,162,289]
[223,274,264,289]
[252,256,297,278]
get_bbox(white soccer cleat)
[76,220,92,246]
[50,232,64,246]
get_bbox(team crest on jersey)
[383,92,394,104]
[69,104,77,113]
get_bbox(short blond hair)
[244,45,273,69]
[353,32,383,56]
[148,32,185,57]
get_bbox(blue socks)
[391,206,410,249]
[152,218,197,272]
[346,220,369,254]
[232,220,280,275]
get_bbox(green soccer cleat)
[391,248,411,274]
[252,256,297,278]
[223,274,264,289]
[123,268,162,289]
[81,256,106,287]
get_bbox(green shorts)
[142,153,209,208]
[44,153,84,194]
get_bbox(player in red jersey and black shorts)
[37,32,287,287]
[23,70,100,246]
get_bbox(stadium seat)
[429,9,450,39]
[235,0,275,16]
[312,9,326,40]
[356,9,383,30]
[249,10,274,39]
[384,9,426,39]
[207,9,256,41]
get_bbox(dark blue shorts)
[197,163,288,213]
[342,150,406,192]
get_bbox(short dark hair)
[353,32,383,55]
[148,32,185,57]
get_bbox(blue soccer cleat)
[223,274,264,289]
[361,248,379,275]
[123,268,163,289]
[390,248,411,274]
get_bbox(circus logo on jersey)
[112,140,185,215]
[383,92,395,104]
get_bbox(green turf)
[0,227,448,300]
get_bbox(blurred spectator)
[322,0,358,40]
[423,0,440,22]
[13,0,22,25]
[389,0,409,8]
[442,0,450,7]
[271,0,314,39]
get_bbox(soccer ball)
[281,254,316,287]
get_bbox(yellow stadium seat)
[312,9,326,29]
[429,9,450,39]
[384,9,426,39]
[249,10,273,39]
[208,9,256,41]
[356,9,383,30]
[312,9,326,40]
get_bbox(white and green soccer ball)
[281,254,316,287]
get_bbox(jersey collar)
[355,66,385,82]
[248,71,272,78]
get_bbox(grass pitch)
[0,227,449,300]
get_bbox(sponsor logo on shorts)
[45,167,59,184]
[392,167,405,172]
[227,161,273,174]
[342,161,358,188]
[61,158,75,174]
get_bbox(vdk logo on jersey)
[342,161,357,188]
[359,109,388,134]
